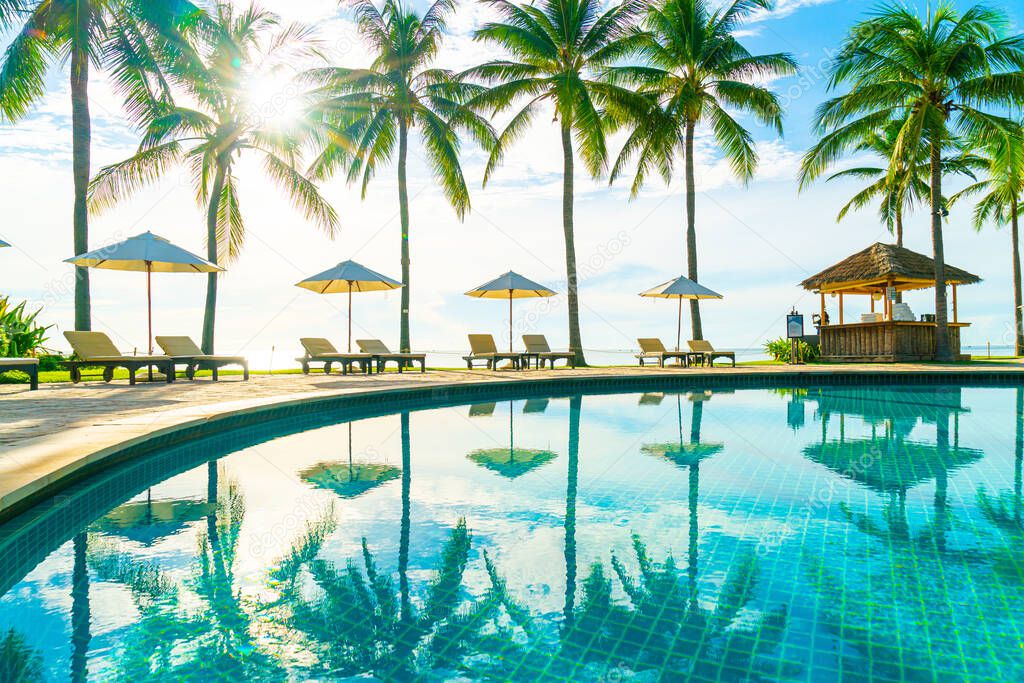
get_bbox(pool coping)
[3,366,1024,525]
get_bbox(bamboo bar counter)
[801,243,980,362]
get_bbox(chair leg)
[242,362,249,381]
[165,363,175,383]
[29,365,38,390]
[212,366,219,382]
[129,367,137,386]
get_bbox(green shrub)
[0,370,30,384]
[764,337,820,363]
[37,354,66,372]
[0,296,51,358]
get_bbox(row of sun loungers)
[637,338,736,367]
[6,332,734,389]
[61,332,249,385]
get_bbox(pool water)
[1,384,1023,682]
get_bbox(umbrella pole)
[676,297,682,353]
[147,262,154,382]
[509,290,513,353]
[348,286,353,354]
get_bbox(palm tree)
[607,0,797,340]
[800,3,1024,361]
[469,0,648,366]
[825,122,980,248]
[949,125,1024,356]
[306,0,494,354]
[0,0,206,333]
[88,3,339,353]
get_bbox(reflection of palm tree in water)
[562,395,581,630]
[70,533,89,683]
[977,388,1024,580]
[0,628,44,681]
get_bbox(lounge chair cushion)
[65,331,125,360]
[468,334,500,356]
[301,338,343,358]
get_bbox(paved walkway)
[2,362,1022,520]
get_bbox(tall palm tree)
[307,0,493,354]
[469,0,648,366]
[88,3,339,353]
[0,0,206,333]
[608,0,797,340]
[800,3,1024,361]
[949,125,1024,356]
[825,122,980,248]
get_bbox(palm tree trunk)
[561,124,585,366]
[562,394,581,630]
[895,207,904,303]
[70,533,90,683]
[71,5,92,332]
[201,160,228,354]
[1011,196,1023,356]
[929,139,952,361]
[398,119,412,354]
[399,411,412,623]
[685,121,703,341]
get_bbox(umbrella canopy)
[0,239,9,248]
[641,275,723,352]
[65,231,222,356]
[465,271,557,352]
[297,260,403,352]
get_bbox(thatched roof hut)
[801,243,980,294]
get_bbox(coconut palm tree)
[306,0,494,354]
[0,0,206,333]
[800,3,1024,361]
[825,122,981,249]
[949,125,1024,356]
[88,3,339,353]
[607,0,797,341]
[469,0,648,366]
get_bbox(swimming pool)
[1,382,1022,681]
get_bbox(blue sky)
[1,0,1022,366]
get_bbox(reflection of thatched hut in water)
[95,497,215,545]
[803,439,983,496]
[799,386,969,440]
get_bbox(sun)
[244,71,307,131]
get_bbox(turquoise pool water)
[1,384,1022,681]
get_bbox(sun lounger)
[156,336,248,381]
[356,339,426,373]
[0,358,39,390]
[688,339,737,367]
[463,334,522,370]
[63,331,175,385]
[522,335,576,369]
[636,338,697,368]
[298,338,373,375]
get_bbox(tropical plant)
[764,336,820,363]
[0,296,50,357]
[0,628,43,682]
[306,0,494,354]
[949,125,1024,356]
[88,2,339,353]
[0,0,207,333]
[800,2,1024,361]
[469,0,648,366]
[607,0,797,340]
[824,121,981,248]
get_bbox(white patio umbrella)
[65,231,222,355]
[465,271,557,353]
[640,276,724,351]
[296,260,403,352]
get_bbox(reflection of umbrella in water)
[300,424,401,498]
[466,400,558,479]
[94,495,215,545]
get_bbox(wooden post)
[839,293,845,325]
[870,295,875,314]
[820,292,826,324]
[952,284,959,324]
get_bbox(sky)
[1,0,1022,368]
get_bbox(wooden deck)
[820,321,969,362]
